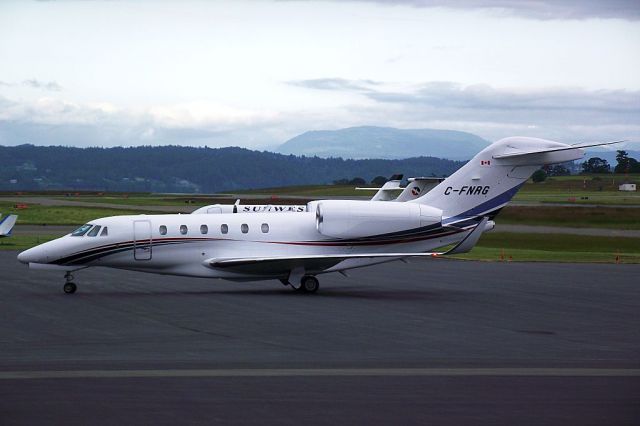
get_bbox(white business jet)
[395,177,445,202]
[357,175,445,202]
[356,174,404,201]
[17,137,618,294]
[0,214,18,238]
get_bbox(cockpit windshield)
[71,224,93,236]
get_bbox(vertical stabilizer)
[0,214,18,237]
[410,137,587,224]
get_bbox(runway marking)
[0,368,639,380]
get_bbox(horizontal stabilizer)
[355,187,403,191]
[407,177,445,183]
[493,140,624,159]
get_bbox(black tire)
[63,282,77,294]
[300,276,319,293]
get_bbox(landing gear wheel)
[63,282,77,294]
[300,275,319,294]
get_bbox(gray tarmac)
[0,251,638,425]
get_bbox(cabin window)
[200,224,208,234]
[180,225,188,235]
[87,225,101,237]
[221,224,228,234]
[71,224,93,236]
[261,223,269,233]
[100,227,108,237]
[241,223,249,233]
[159,225,167,235]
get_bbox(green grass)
[234,185,364,197]
[454,232,640,263]
[3,231,639,265]
[513,174,640,205]
[235,175,640,205]
[497,205,640,230]
[0,202,159,225]
[4,173,639,206]
[50,195,211,206]
[513,192,640,205]
[455,247,639,263]
[0,234,59,251]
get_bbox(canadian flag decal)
[480,160,491,166]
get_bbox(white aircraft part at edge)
[0,214,18,238]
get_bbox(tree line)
[0,144,464,193]
[582,150,640,174]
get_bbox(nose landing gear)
[63,272,77,294]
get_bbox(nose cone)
[17,245,48,264]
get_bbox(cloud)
[289,79,640,143]
[0,94,285,148]
[22,79,63,91]
[343,0,640,21]
[287,78,379,91]
[2,80,639,150]
[367,82,640,114]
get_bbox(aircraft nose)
[17,246,48,264]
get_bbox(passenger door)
[133,220,152,260]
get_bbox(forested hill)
[0,145,464,193]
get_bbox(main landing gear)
[299,275,319,294]
[280,275,320,294]
[63,272,77,294]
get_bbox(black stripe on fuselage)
[52,237,215,265]
[50,223,473,266]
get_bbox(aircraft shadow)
[81,286,467,301]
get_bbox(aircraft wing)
[204,217,488,274]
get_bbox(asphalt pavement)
[0,252,638,425]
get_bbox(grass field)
[50,195,216,207]
[3,174,638,206]
[233,185,365,197]
[240,174,640,205]
[512,192,640,205]
[496,205,640,229]
[454,232,640,263]
[0,202,159,225]
[3,191,639,231]
[0,235,58,251]
[3,232,639,264]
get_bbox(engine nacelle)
[315,200,442,239]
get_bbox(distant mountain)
[0,144,464,193]
[276,126,490,160]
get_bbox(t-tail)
[410,136,621,226]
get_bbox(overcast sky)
[0,0,639,149]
